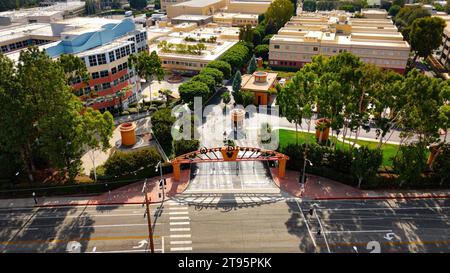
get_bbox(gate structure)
[171,146,289,181]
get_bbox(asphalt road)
[1,198,449,253]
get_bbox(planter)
[315,118,331,144]
[119,122,137,146]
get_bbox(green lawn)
[345,138,399,167]
[277,129,351,151]
[277,129,399,167]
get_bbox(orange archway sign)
[171,146,289,181]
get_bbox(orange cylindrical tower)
[119,122,137,146]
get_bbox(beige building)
[167,0,227,19]
[0,23,60,54]
[213,12,258,26]
[241,71,278,105]
[226,0,273,14]
[149,29,237,74]
[361,9,388,19]
[268,12,411,74]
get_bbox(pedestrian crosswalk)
[166,200,193,252]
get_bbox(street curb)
[33,199,166,208]
[312,194,450,201]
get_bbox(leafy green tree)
[219,42,251,71]
[388,4,401,17]
[191,74,216,94]
[239,24,254,44]
[265,0,294,31]
[128,50,165,105]
[80,108,114,182]
[232,70,242,93]
[303,0,317,11]
[439,104,450,143]
[262,34,274,45]
[130,0,147,10]
[103,147,161,177]
[199,67,224,85]
[254,44,269,61]
[399,69,446,144]
[409,17,446,61]
[179,80,211,108]
[58,54,90,87]
[393,0,405,7]
[276,70,317,144]
[393,142,428,187]
[247,55,257,74]
[394,5,430,40]
[264,18,278,35]
[206,60,232,80]
[151,108,176,154]
[351,146,383,188]
[433,144,450,186]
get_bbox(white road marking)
[87,248,163,253]
[170,247,192,252]
[170,240,192,245]
[169,207,188,210]
[314,211,331,253]
[318,206,450,212]
[295,200,317,248]
[324,229,393,234]
[92,247,96,252]
[162,236,165,254]
[170,228,191,232]
[0,213,150,221]
[170,222,190,225]
[169,211,189,215]
[170,234,191,238]
[169,216,190,220]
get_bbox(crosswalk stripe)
[170,247,192,251]
[169,211,189,215]
[170,216,190,220]
[170,228,191,232]
[170,234,191,238]
[170,240,192,245]
[168,207,188,210]
[169,222,190,225]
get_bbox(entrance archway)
[171,146,289,181]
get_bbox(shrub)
[221,92,231,104]
[234,91,254,107]
[199,67,224,85]
[393,142,428,187]
[103,147,161,177]
[152,108,176,154]
[173,140,200,157]
[179,80,211,108]
[128,107,138,114]
[191,74,216,94]
[206,60,232,80]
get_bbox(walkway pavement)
[271,168,450,200]
[0,170,190,209]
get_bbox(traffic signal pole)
[143,181,155,253]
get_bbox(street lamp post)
[32,192,37,204]
[156,161,165,201]
[301,156,313,187]
[142,180,155,253]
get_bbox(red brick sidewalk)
[271,168,367,199]
[271,168,450,200]
[34,170,190,207]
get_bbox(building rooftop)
[172,0,224,8]
[172,14,213,21]
[241,72,278,92]
[0,23,55,43]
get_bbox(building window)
[88,55,98,66]
[102,83,111,90]
[274,45,280,49]
[100,70,109,78]
[111,67,117,74]
[313,47,318,52]
[115,49,121,59]
[126,45,131,55]
[131,44,136,53]
[109,51,115,62]
[97,54,107,65]
[92,72,100,79]
[120,47,126,58]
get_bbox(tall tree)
[409,16,446,61]
[276,70,317,145]
[247,55,257,74]
[128,50,165,107]
[58,54,90,87]
[232,70,242,94]
[264,0,295,32]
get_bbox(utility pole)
[142,180,155,253]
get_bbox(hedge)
[103,147,161,177]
